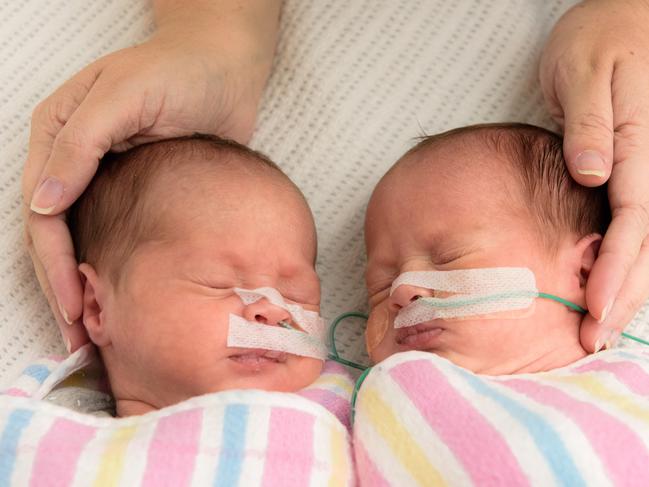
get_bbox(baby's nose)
[389,284,434,312]
[242,299,291,326]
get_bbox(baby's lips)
[365,307,390,353]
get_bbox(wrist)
[154,1,280,83]
[154,1,281,58]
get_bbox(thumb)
[29,80,145,215]
[555,67,614,188]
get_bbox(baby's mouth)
[229,349,288,365]
[395,322,444,348]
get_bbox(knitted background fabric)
[2,0,648,385]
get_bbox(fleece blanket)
[353,349,649,487]
[0,347,354,487]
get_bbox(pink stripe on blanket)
[142,408,203,487]
[322,361,349,375]
[354,439,389,487]
[503,378,649,487]
[572,359,649,396]
[298,388,351,430]
[262,408,315,487]
[30,419,96,487]
[390,360,529,486]
[3,388,29,397]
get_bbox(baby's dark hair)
[68,134,304,285]
[407,123,611,250]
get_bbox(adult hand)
[22,0,281,352]
[540,0,649,352]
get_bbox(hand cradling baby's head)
[69,135,323,416]
[364,123,610,374]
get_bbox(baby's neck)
[100,349,164,417]
[506,341,588,374]
[116,399,157,417]
[484,309,588,375]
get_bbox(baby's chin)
[113,355,324,417]
[368,325,588,376]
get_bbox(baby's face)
[94,168,322,410]
[364,147,586,374]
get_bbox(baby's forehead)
[403,134,514,177]
[378,138,518,205]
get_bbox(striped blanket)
[0,345,354,486]
[354,348,649,487]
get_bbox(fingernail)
[30,177,64,214]
[595,327,616,353]
[575,150,606,178]
[598,298,614,324]
[65,337,72,354]
[57,300,72,325]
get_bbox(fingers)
[23,63,103,204]
[555,61,615,187]
[24,210,89,353]
[583,62,649,349]
[26,210,84,321]
[581,238,649,352]
[29,71,147,215]
[586,202,648,316]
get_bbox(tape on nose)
[365,307,390,353]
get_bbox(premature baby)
[364,123,610,374]
[68,135,325,416]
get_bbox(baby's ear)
[78,263,112,347]
[575,233,603,288]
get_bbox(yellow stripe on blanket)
[329,425,348,487]
[93,425,138,487]
[362,387,447,486]
[310,375,354,396]
[547,375,649,425]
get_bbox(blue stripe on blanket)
[214,404,249,486]
[460,370,586,487]
[23,365,50,384]
[0,409,34,485]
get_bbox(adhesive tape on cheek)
[227,287,328,360]
[390,267,538,328]
[365,307,390,354]
[228,315,328,359]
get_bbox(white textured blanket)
[2,0,648,385]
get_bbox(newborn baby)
[67,135,325,416]
[364,123,610,374]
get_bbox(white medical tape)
[227,287,328,360]
[390,268,538,328]
[228,315,328,359]
[233,287,324,336]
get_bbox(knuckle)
[614,120,649,143]
[30,100,48,123]
[618,293,644,320]
[47,95,78,129]
[55,124,94,158]
[624,204,649,231]
[567,111,614,138]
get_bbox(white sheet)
[2,0,648,385]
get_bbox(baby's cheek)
[295,357,325,389]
